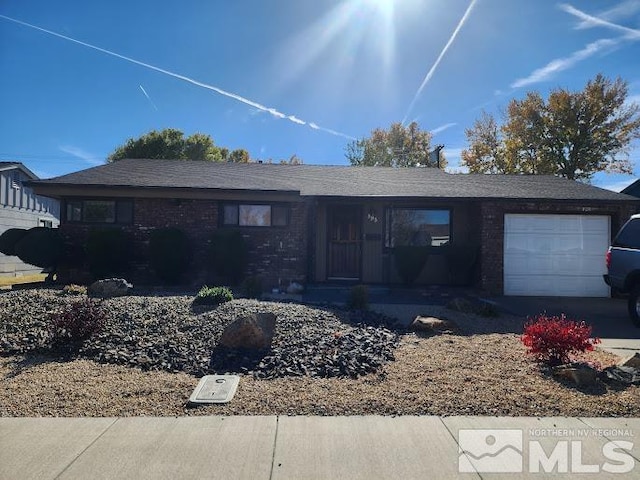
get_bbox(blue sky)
[1,0,639,191]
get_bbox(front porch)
[310,199,481,287]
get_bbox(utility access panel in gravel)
[189,375,240,404]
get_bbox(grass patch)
[0,273,47,287]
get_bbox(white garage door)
[504,214,610,297]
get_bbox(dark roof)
[30,158,637,201]
[621,179,640,198]
[0,161,38,179]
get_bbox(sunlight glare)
[276,0,401,92]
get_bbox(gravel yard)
[1,289,638,417]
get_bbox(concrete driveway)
[486,295,640,357]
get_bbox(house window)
[385,208,451,247]
[65,199,133,224]
[240,205,271,226]
[222,204,289,227]
[39,219,53,228]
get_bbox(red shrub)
[49,298,106,346]
[521,313,600,366]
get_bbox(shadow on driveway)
[486,295,640,341]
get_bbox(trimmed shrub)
[49,298,106,347]
[242,276,263,299]
[60,242,86,268]
[60,284,87,296]
[207,230,248,284]
[193,285,233,306]
[86,228,132,278]
[0,228,28,256]
[14,227,63,269]
[149,227,191,284]
[521,313,601,366]
[393,246,429,285]
[347,284,369,310]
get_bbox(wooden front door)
[328,206,361,279]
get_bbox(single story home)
[29,159,639,297]
[1,162,60,278]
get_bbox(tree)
[279,154,303,165]
[107,128,224,162]
[227,148,251,163]
[345,122,444,168]
[256,154,304,164]
[461,112,509,174]
[462,75,640,180]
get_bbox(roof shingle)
[31,158,636,201]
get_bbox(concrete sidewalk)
[1,416,639,479]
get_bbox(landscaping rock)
[88,278,133,299]
[409,316,459,334]
[602,365,640,385]
[552,363,599,387]
[0,291,400,379]
[218,313,277,350]
[619,353,640,369]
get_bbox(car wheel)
[627,286,640,327]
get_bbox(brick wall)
[58,197,308,289]
[241,201,308,290]
[479,200,639,294]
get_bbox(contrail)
[139,85,158,111]
[560,3,640,38]
[402,0,478,124]
[0,14,355,140]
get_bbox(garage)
[504,214,610,297]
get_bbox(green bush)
[393,246,429,285]
[149,228,191,284]
[0,228,28,256]
[86,228,132,278]
[242,276,263,299]
[48,298,106,347]
[193,285,234,306]
[207,230,248,284]
[14,227,63,269]
[60,242,86,268]
[347,284,369,310]
[60,284,87,296]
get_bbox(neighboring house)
[0,162,60,277]
[621,179,640,198]
[29,159,639,297]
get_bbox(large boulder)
[409,316,459,334]
[219,313,276,350]
[552,363,598,387]
[88,278,133,299]
[620,353,640,370]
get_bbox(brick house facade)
[57,197,309,288]
[478,200,638,295]
[29,159,640,296]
